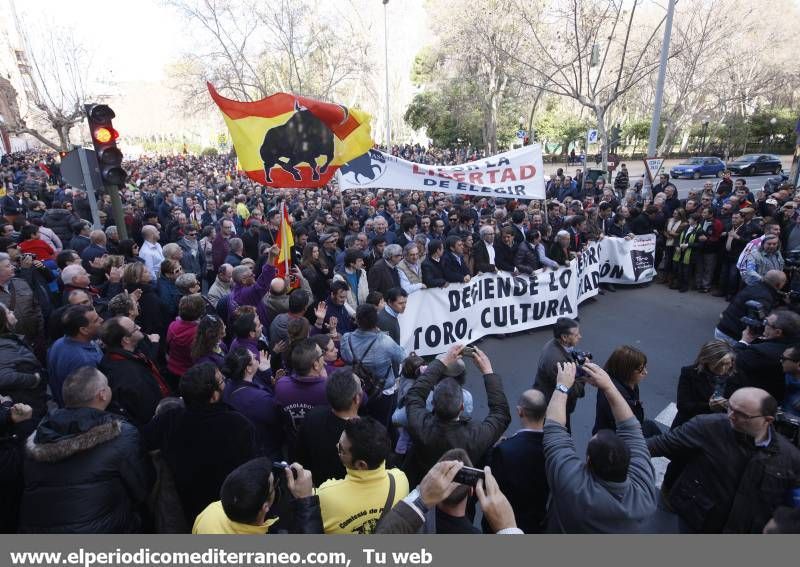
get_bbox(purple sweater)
[274,373,328,433]
[229,262,276,327]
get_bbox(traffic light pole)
[106,184,128,241]
[76,146,103,230]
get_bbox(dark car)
[670,157,725,179]
[727,154,783,176]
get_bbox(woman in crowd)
[593,345,659,437]
[548,230,572,267]
[312,334,340,376]
[18,225,55,262]
[283,317,311,373]
[122,261,162,335]
[198,226,216,287]
[191,314,228,369]
[671,340,735,428]
[661,208,687,286]
[462,233,476,276]
[671,213,702,293]
[118,239,144,265]
[222,347,281,460]
[166,294,206,386]
[300,243,330,303]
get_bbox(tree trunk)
[595,106,608,177]
[679,129,691,153]
[658,119,678,157]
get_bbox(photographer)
[734,309,800,402]
[543,362,658,533]
[534,317,586,429]
[716,270,786,345]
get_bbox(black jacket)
[404,360,511,486]
[592,377,644,434]
[126,283,163,336]
[293,406,347,487]
[421,257,447,288]
[733,337,793,401]
[143,402,258,525]
[367,259,401,296]
[717,281,782,340]
[19,407,150,533]
[494,240,517,271]
[99,347,167,428]
[648,414,800,533]
[514,241,541,274]
[672,365,733,429]
[376,309,400,344]
[42,208,78,244]
[487,430,548,533]
[440,251,469,283]
[472,240,496,273]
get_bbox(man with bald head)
[487,389,549,533]
[648,387,800,533]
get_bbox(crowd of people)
[0,147,798,535]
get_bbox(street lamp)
[769,117,777,151]
[382,0,390,150]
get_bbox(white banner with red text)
[399,235,656,355]
[336,145,546,200]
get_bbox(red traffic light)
[93,127,119,144]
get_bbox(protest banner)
[400,235,655,355]
[337,145,546,200]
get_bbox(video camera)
[740,300,766,335]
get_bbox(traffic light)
[85,104,127,185]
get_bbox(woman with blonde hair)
[671,340,735,428]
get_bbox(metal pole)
[76,147,102,229]
[383,0,391,150]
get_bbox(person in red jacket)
[166,294,205,379]
[17,224,55,261]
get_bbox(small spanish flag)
[274,202,295,280]
[207,83,373,188]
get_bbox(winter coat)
[126,283,163,336]
[42,209,78,245]
[648,414,800,533]
[98,347,168,428]
[142,402,258,526]
[19,407,150,533]
[514,241,541,274]
[156,276,181,322]
[222,379,283,459]
[403,360,511,486]
[421,257,447,288]
[166,318,199,376]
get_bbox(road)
[456,282,727,532]
[548,155,793,200]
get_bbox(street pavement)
[547,155,794,200]
[455,281,727,532]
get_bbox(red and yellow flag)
[207,83,373,188]
[274,202,295,279]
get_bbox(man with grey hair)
[367,243,403,296]
[397,243,426,294]
[139,225,164,279]
[19,367,150,533]
[104,225,120,254]
[474,225,497,273]
[175,273,201,296]
[207,263,233,307]
[225,237,244,267]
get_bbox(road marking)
[651,403,677,487]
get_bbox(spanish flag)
[274,202,294,279]
[207,83,373,188]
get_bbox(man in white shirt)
[474,225,497,273]
[138,224,165,279]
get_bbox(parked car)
[670,156,725,179]
[727,154,783,176]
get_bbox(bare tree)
[166,0,375,113]
[10,24,100,151]
[509,0,672,169]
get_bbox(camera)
[271,461,298,480]
[570,350,593,379]
[740,300,766,335]
[453,465,485,486]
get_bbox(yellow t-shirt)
[192,500,277,534]
[236,202,251,220]
[317,464,409,534]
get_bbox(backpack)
[347,335,389,398]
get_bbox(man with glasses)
[177,226,204,276]
[648,387,800,533]
[733,309,800,402]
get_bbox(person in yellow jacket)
[193,458,321,534]
[317,416,409,534]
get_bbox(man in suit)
[376,287,407,345]
[441,235,471,283]
[473,225,497,273]
[367,244,402,296]
[487,390,549,533]
[509,210,526,246]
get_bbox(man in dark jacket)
[441,235,471,283]
[421,240,448,288]
[376,287,406,345]
[19,367,150,533]
[473,226,497,273]
[648,387,800,533]
[733,309,800,401]
[367,244,402,296]
[487,389,549,533]
[404,344,511,487]
[98,317,169,428]
[534,317,585,427]
[143,362,257,526]
[716,270,786,343]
